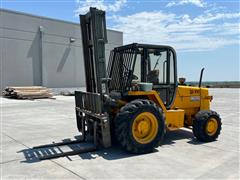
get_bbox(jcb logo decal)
[190,90,200,94]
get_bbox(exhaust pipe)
[199,68,205,87]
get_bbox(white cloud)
[166,0,205,8]
[75,0,127,15]
[193,12,240,23]
[111,11,240,51]
[74,0,239,52]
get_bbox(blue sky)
[1,0,239,81]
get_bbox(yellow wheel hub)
[132,112,158,144]
[206,118,218,136]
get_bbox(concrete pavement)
[1,88,239,179]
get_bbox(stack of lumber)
[2,86,53,99]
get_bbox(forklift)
[34,8,221,159]
[74,7,222,153]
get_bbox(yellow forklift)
[74,8,222,153]
[34,8,221,159]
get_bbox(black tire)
[193,110,222,142]
[114,99,165,154]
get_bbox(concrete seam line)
[0,158,22,165]
[2,132,30,149]
[2,132,86,179]
[51,160,87,180]
[200,144,239,153]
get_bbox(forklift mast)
[74,8,112,148]
[80,7,108,94]
[31,9,111,159]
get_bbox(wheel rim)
[132,112,158,144]
[206,118,218,136]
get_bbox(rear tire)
[193,110,222,142]
[114,99,165,154]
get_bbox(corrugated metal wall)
[0,9,123,91]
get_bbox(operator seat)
[147,70,159,85]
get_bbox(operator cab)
[108,43,178,108]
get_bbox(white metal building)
[0,9,123,91]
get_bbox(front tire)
[114,99,165,154]
[193,110,222,142]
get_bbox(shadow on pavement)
[163,128,205,145]
[18,135,141,163]
[18,129,203,163]
[163,129,194,145]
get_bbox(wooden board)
[2,86,53,99]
